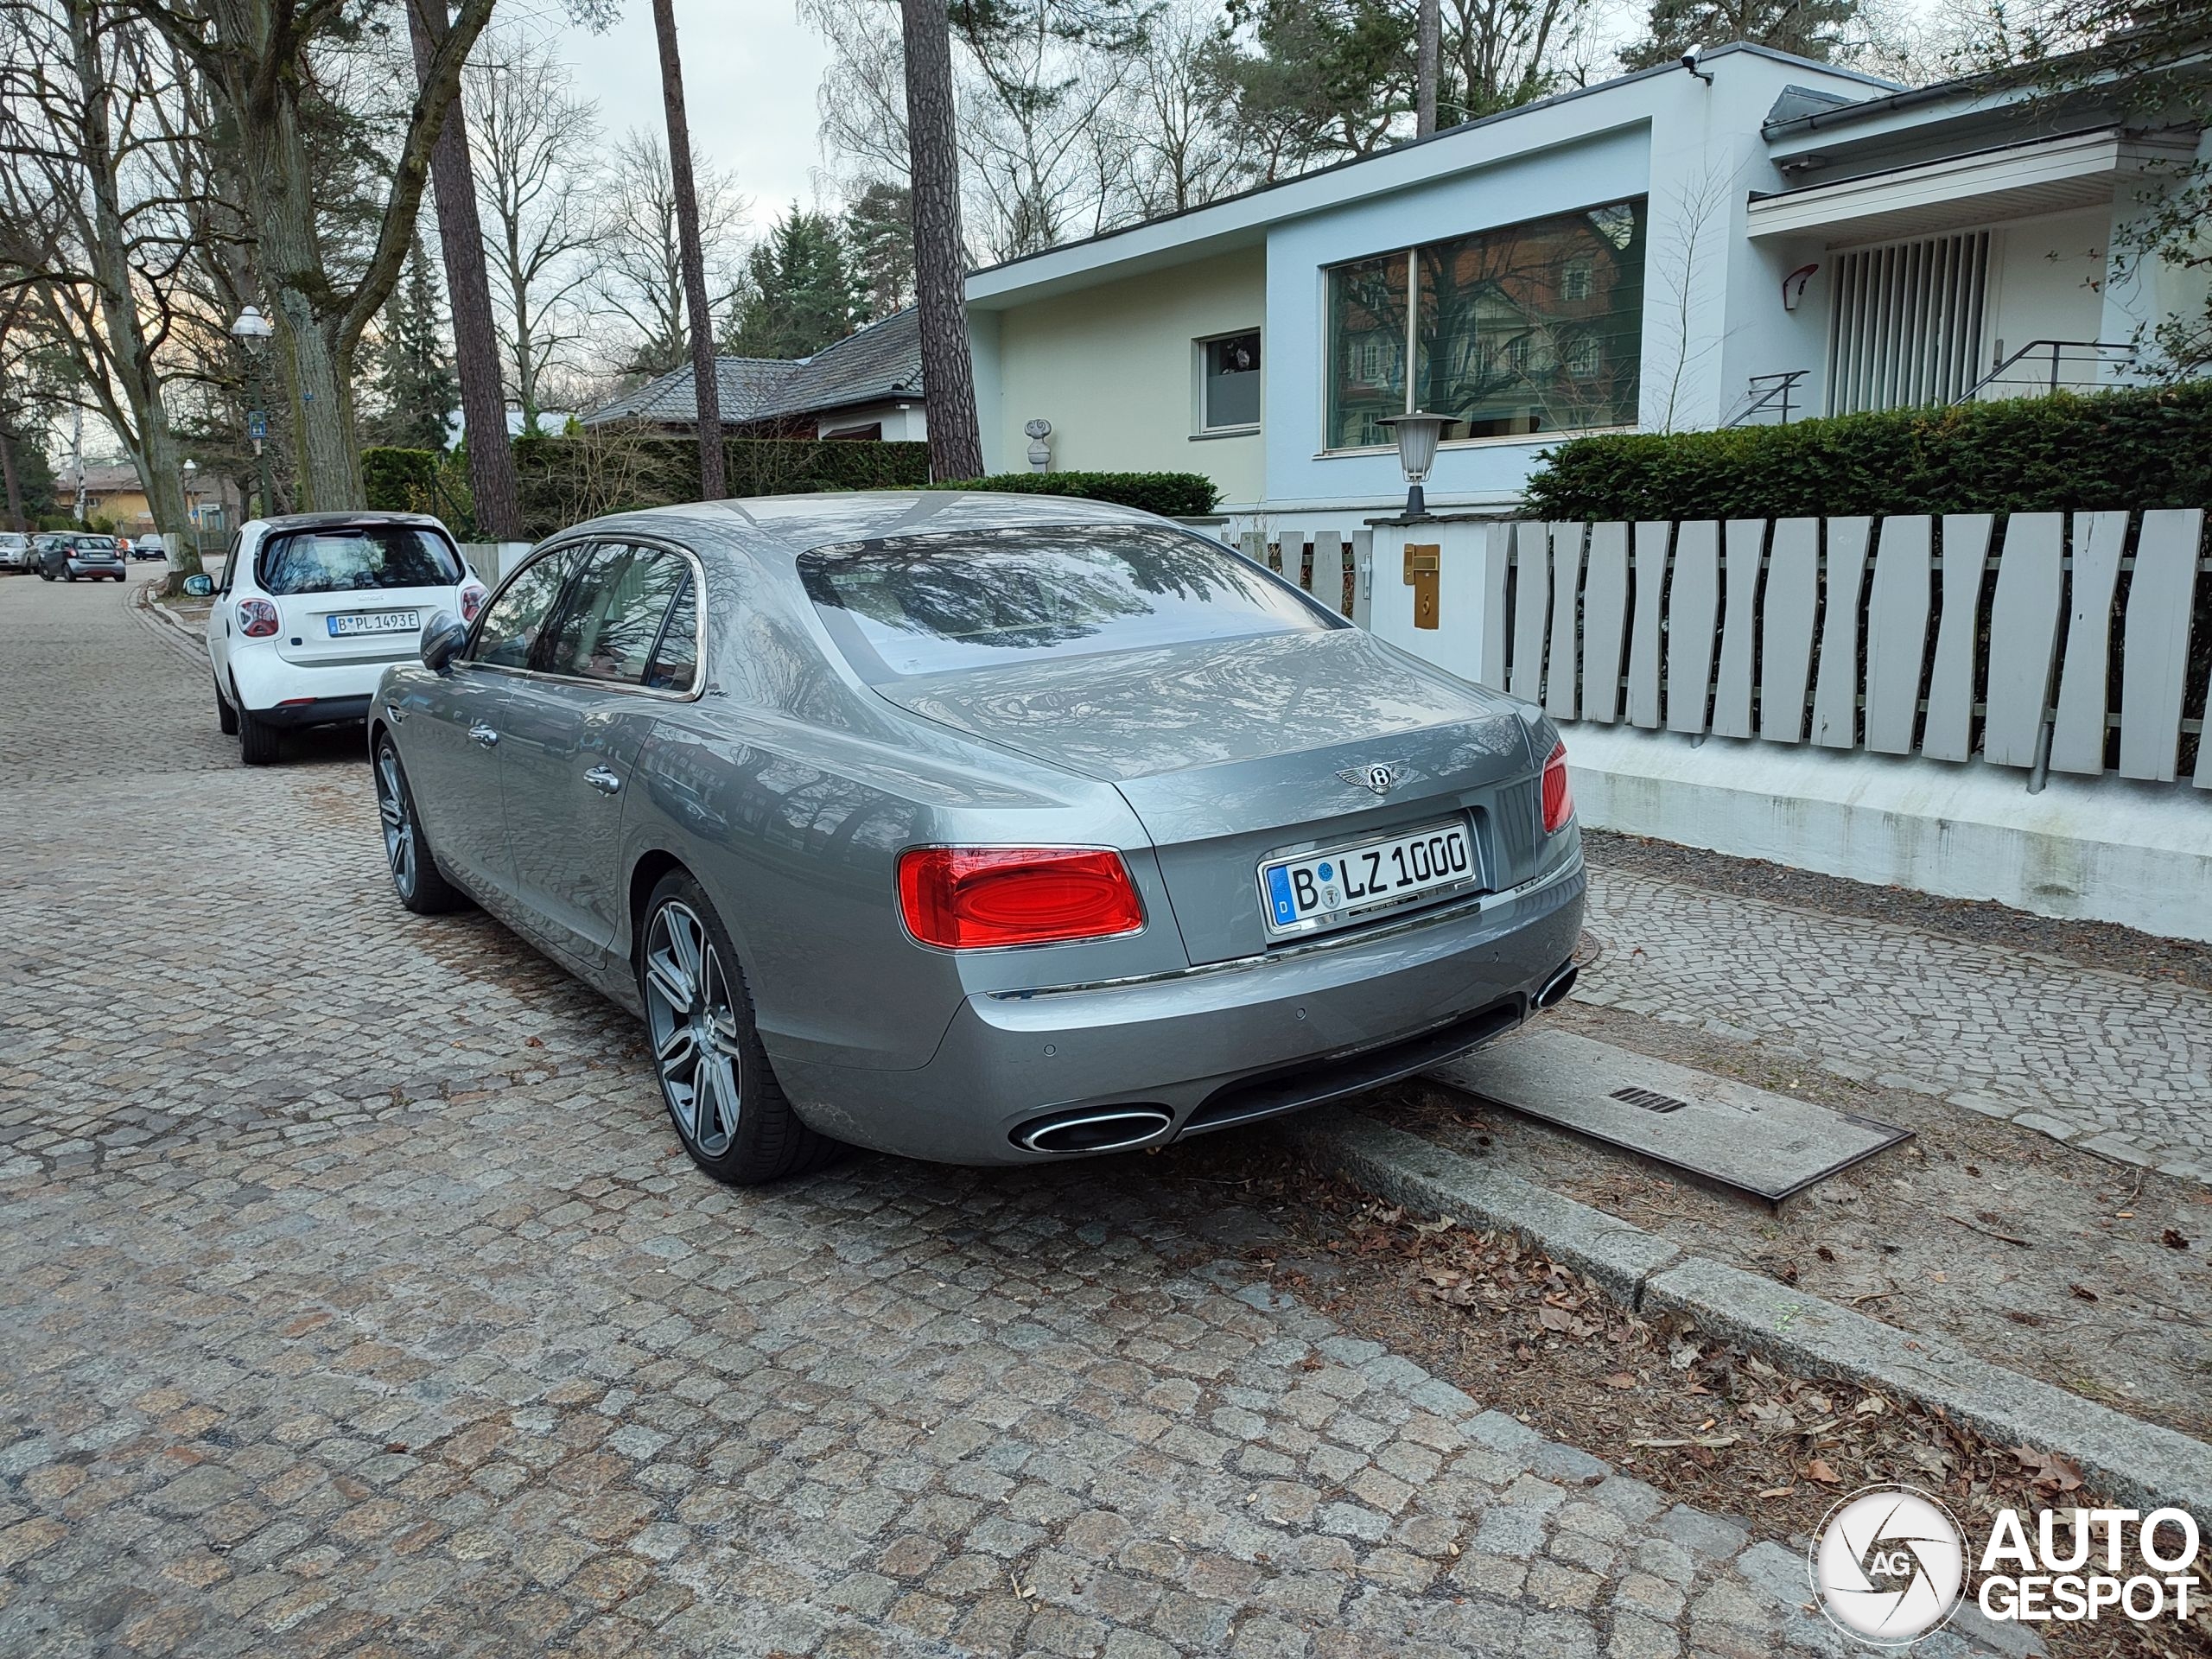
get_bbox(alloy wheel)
[641,899,743,1157]
[374,747,417,898]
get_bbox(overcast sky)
[550,0,836,232]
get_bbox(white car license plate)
[1261,819,1478,938]
[328,609,420,637]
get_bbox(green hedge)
[1522,383,2212,521]
[929,470,1223,517]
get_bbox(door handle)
[584,765,623,796]
[386,702,407,724]
[469,723,499,748]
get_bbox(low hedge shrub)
[1522,383,2212,521]
[929,470,1224,517]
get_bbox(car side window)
[217,531,244,595]
[542,543,694,689]
[646,575,698,693]
[471,546,584,671]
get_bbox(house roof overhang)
[1745,126,2201,245]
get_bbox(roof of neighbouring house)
[581,308,924,429]
[73,463,145,494]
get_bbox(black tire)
[372,734,466,914]
[63,572,76,582]
[638,869,839,1185]
[237,704,280,766]
[214,673,238,735]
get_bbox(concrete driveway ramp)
[1432,1028,1910,1204]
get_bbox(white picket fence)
[1236,528,1374,625]
[1482,511,2209,788]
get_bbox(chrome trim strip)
[985,842,1583,1001]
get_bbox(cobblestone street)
[0,573,2053,1658]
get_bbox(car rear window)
[258,525,461,595]
[798,524,1342,680]
[76,537,118,550]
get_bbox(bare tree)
[1416,0,1439,135]
[1099,0,1257,219]
[594,130,747,380]
[903,0,984,480]
[406,0,522,539]
[112,0,501,509]
[467,25,602,434]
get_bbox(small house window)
[1202,331,1262,429]
[1561,259,1593,302]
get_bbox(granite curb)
[1296,1109,2212,1522]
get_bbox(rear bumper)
[249,694,374,729]
[771,840,1586,1164]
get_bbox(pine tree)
[842,183,916,322]
[371,239,461,452]
[724,206,868,359]
[1619,0,1864,70]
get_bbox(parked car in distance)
[368,493,1586,1186]
[197,511,483,766]
[131,533,168,561]
[0,531,31,571]
[36,533,127,582]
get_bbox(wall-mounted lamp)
[1378,411,1456,518]
[1782,264,1819,311]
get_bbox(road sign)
[246,410,268,441]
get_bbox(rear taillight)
[459,581,488,623]
[237,598,279,638]
[897,847,1145,950]
[1541,739,1573,834]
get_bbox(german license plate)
[328,609,420,637]
[1261,819,1478,938]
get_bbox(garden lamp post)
[1379,410,1454,518]
[230,304,276,518]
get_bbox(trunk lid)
[880,629,1546,963]
[271,585,456,668]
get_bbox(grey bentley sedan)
[369,493,1584,1184]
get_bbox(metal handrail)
[1724,370,1808,428]
[1952,339,2136,404]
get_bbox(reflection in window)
[1325,198,1644,448]
[1202,332,1262,429]
[546,545,692,686]
[473,546,582,670]
[1325,254,1409,449]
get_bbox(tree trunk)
[0,429,22,531]
[651,0,724,501]
[1416,0,1440,137]
[901,0,984,482]
[407,0,522,539]
[66,0,200,572]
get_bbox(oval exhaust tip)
[1535,963,1580,1009]
[1014,1106,1174,1155]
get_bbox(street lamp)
[230,304,276,518]
[1378,411,1456,518]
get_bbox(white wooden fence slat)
[1510,522,1551,702]
[1759,518,1821,743]
[1313,531,1345,614]
[1479,524,1513,686]
[1350,530,1374,630]
[1864,516,1933,754]
[1811,517,1872,748]
[1580,523,1630,723]
[1921,513,1993,762]
[2050,510,2129,776]
[1666,520,1721,735]
[1238,531,1266,569]
[1710,519,1764,739]
[1545,523,1585,720]
[2119,509,2203,782]
[1626,521,1668,728]
[1982,512,2066,768]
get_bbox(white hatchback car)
[205,512,485,764]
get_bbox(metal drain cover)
[1430,1029,1910,1204]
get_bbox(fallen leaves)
[2010,1445,2085,1493]
[1805,1458,1844,1485]
[2162,1229,2191,1250]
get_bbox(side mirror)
[420,609,471,673]
[181,573,214,597]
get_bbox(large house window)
[1325,198,1646,448]
[1200,332,1262,429]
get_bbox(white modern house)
[964,44,2209,524]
